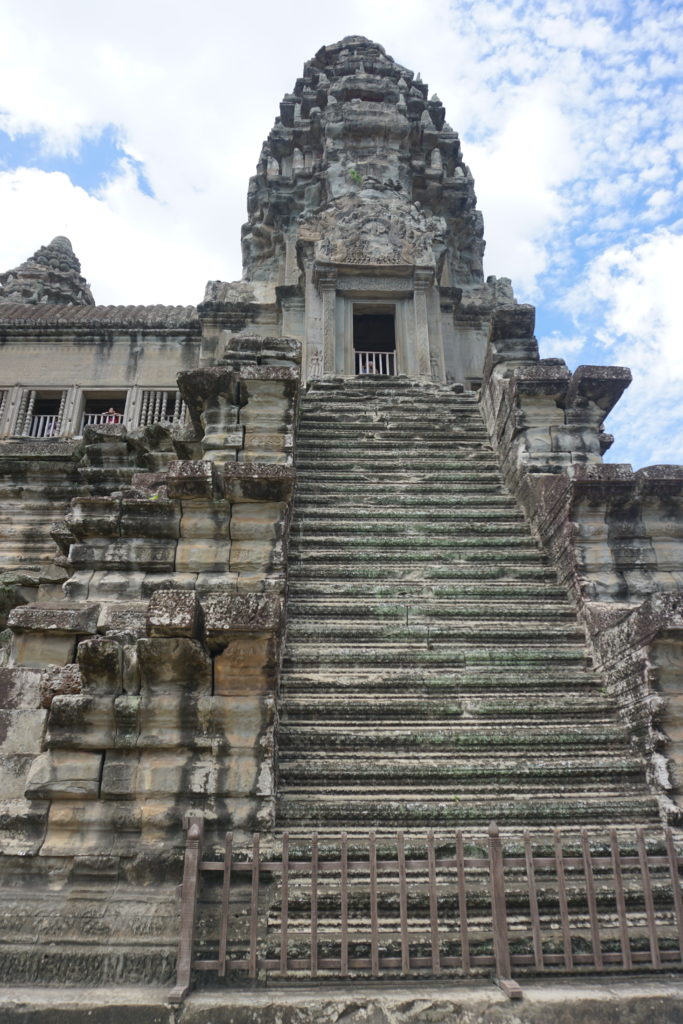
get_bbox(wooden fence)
[170,819,683,1003]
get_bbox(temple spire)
[0,235,95,306]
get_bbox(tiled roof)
[0,303,200,329]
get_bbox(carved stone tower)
[206,36,514,387]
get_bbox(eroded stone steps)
[278,377,656,831]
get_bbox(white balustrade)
[355,350,396,376]
[81,410,123,431]
[28,414,59,438]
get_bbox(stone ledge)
[1,977,683,1023]
[8,605,100,635]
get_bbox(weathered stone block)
[9,604,100,635]
[97,605,148,637]
[137,637,212,694]
[140,572,197,598]
[62,570,94,602]
[114,694,140,746]
[229,501,286,541]
[213,635,279,693]
[77,636,123,695]
[39,663,82,708]
[0,708,46,754]
[229,538,278,576]
[46,695,115,749]
[137,693,212,749]
[12,633,77,668]
[146,589,202,639]
[25,750,102,800]
[87,570,146,601]
[211,693,274,747]
[0,666,44,710]
[166,460,216,498]
[179,500,231,539]
[175,538,230,573]
[120,498,180,539]
[65,497,120,539]
[68,539,177,572]
[223,462,295,502]
[203,593,283,644]
[100,749,140,797]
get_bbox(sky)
[0,0,681,469]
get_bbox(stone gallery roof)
[0,236,95,306]
[0,302,199,329]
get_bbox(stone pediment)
[298,193,444,269]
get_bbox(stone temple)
[0,35,682,1019]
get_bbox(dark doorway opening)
[353,311,396,375]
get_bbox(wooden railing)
[170,820,683,1003]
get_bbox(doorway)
[353,308,396,375]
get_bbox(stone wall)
[479,306,683,818]
[1,336,300,861]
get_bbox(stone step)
[280,670,597,694]
[277,794,660,827]
[277,721,619,751]
[286,581,567,599]
[280,693,610,720]
[293,519,528,538]
[284,621,585,643]
[286,565,558,583]
[292,506,523,521]
[278,753,644,784]
[281,644,589,668]
[286,600,575,621]
[287,549,548,565]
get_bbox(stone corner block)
[223,463,296,503]
[147,589,203,639]
[167,460,218,498]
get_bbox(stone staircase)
[277,376,659,833]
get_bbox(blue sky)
[0,0,681,468]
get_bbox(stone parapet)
[479,309,683,820]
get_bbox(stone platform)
[1,978,683,1023]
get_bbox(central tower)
[206,36,516,387]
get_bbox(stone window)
[14,388,67,438]
[137,389,188,428]
[79,393,127,433]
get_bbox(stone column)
[413,269,433,379]
[319,269,338,375]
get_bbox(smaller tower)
[0,236,95,306]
